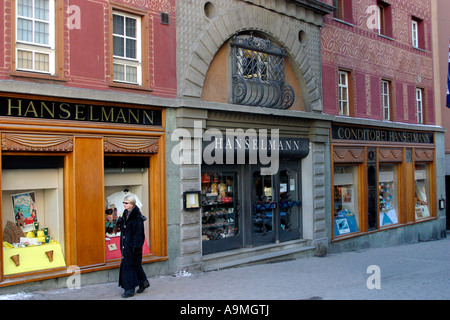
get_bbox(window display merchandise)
[333,166,359,236]
[379,164,398,226]
[201,172,239,242]
[2,160,66,276]
[414,163,430,219]
[104,157,151,260]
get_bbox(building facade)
[321,0,446,251]
[431,0,450,230]
[173,0,335,271]
[0,0,446,292]
[0,0,176,290]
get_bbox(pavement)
[1,236,449,302]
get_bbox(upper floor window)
[377,0,392,38]
[231,34,294,109]
[416,88,424,124]
[333,0,353,24]
[412,17,424,49]
[338,70,349,116]
[16,0,55,74]
[381,80,391,121]
[112,11,142,85]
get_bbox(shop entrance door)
[251,161,302,246]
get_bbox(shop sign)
[171,121,309,175]
[1,96,162,126]
[208,136,310,161]
[332,125,433,144]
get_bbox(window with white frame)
[411,20,419,48]
[16,0,55,74]
[338,71,349,116]
[416,88,424,124]
[381,80,390,121]
[112,11,141,85]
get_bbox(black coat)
[117,206,147,289]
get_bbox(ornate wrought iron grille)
[231,35,295,109]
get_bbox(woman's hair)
[124,194,136,206]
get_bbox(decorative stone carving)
[104,136,158,153]
[1,133,73,152]
[414,148,434,162]
[378,148,403,162]
[333,147,364,163]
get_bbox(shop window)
[201,171,240,242]
[15,0,56,74]
[104,156,150,260]
[378,164,399,226]
[2,155,66,276]
[333,165,360,236]
[414,163,430,219]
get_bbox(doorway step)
[202,239,315,272]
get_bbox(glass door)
[251,161,302,246]
[252,168,276,246]
[278,161,302,242]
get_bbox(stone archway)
[180,4,323,112]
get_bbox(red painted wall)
[0,0,177,99]
[321,0,434,125]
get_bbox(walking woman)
[117,195,150,298]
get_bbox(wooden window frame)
[10,0,66,81]
[338,70,353,116]
[412,16,425,50]
[333,0,353,24]
[416,88,424,124]
[377,0,393,38]
[381,80,391,121]
[109,4,150,90]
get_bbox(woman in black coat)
[117,195,150,298]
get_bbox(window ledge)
[377,34,395,41]
[109,82,153,92]
[9,71,67,82]
[332,18,354,27]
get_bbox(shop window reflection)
[414,163,430,219]
[379,164,399,226]
[333,165,360,236]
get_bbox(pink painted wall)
[321,0,434,125]
[0,0,177,99]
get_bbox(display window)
[1,155,66,276]
[104,156,151,260]
[414,163,430,220]
[378,164,399,227]
[201,171,240,243]
[333,165,360,236]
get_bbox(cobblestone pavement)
[1,237,449,302]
